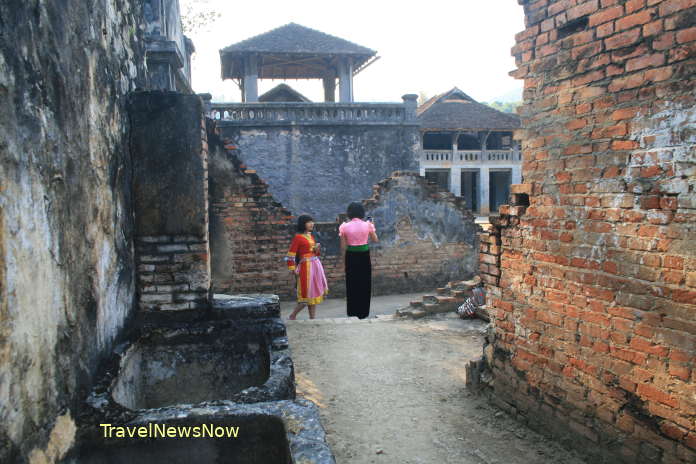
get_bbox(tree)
[484,101,521,113]
[417,91,431,107]
[180,0,221,34]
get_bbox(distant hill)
[490,87,523,103]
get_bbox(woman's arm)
[285,235,299,272]
[339,234,347,258]
[368,221,379,243]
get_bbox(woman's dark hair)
[346,202,365,219]
[297,214,314,232]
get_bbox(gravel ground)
[286,314,590,464]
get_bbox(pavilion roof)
[220,23,377,80]
[258,83,311,102]
[417,88,520,131]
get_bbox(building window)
[424,169,450,192]
[423,132,453,150]
[457,134,481,150]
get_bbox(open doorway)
[489,170,511,213]
[461,170,479,212]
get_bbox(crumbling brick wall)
[318,172,481,297]
[208,126,297,297]
[482,1,696,463]
[209,132,480,299]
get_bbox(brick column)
[130,92,211,313]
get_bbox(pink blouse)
[339,218,376,246]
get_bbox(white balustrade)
[421,149,520,164]
[210,103,408,124]
[423,150,451,161]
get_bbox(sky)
[181,0,526,104]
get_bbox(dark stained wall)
[0,0,146,461]
[218,123,420,221]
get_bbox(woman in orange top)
[285,215,329,320]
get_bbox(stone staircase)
[395,276,489,321]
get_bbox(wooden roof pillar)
[242,54,259,103]
[323,75,336,102]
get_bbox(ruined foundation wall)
[209,135,479,299]
[130,92,211,313]
[484,1,696,463]
[217,123,420,221]
[316,172,480,297]
[0,0,145,461]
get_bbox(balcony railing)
[421,149,521,164]
[209,102,416,126]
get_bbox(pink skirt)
[295,256,329,304]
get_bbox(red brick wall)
[482,1,696,463]
[207,127,296,297]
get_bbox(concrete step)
[422,303,440,313]
[451,276,482,291]
[452,289,470,298]
[436,287,451,295]
[422,294,438,305]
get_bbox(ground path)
[285,295,589,464]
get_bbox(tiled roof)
[258,83,311,102]
[221,23,376,56]
[417,88,520,131]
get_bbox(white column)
[479,166,490,215]
[512,165,522,185]
[450,167,461,197]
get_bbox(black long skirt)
[345,249,372,319]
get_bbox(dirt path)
[286,314,589,464]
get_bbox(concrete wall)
[218,123,420,221]
[0,0,146,461]
[143,0,193,92]
[483,1,696,463]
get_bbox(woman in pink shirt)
[338,202,379,318]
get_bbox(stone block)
[156,244,189,253]
[140,294,173,304]
[511,183,533,194]
[159,302,192,311]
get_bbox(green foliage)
[484,101,521,113]
[180,0,221,34]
